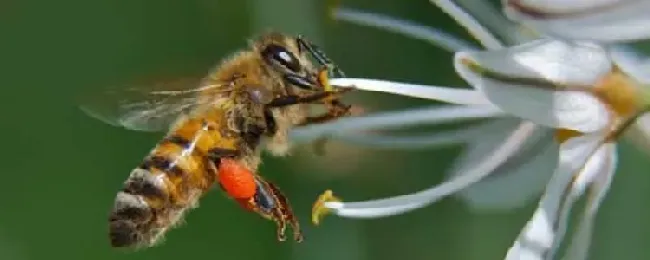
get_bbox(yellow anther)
[318,68,334,93]
[311,190,341,226]
[326,0,341,22]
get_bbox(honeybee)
[80,31,354,249]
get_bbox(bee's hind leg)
[263,181,303,242]
[234,175,303,242]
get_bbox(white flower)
[454,37,650,260]
[503,0,650,42]
[289,2,650,260]
[505,132,617,260]
[455,40,613,133]
[292,1,555,222]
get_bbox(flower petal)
[563,144,617,260]
[547,143,615,259]
[454,40,612,132]
[290,104,505,144]
[330,78,494,105]
[457,39,612,88]
[447,119,558,211]
[504,0,650,42]
[504,134,610,260]
[332,7,477,52]
[318,121,537,218]
[609,44,650,84]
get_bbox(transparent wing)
[79,75,232,132]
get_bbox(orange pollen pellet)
[218,158,257,199]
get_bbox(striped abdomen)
[108,108,244,248]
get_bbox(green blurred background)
[2,0,650,259]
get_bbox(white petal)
[504,0,650,42]
[547,144,614,259]
[290,104,505,144]
[571,143,615,195]
[454,40,612,132]
[457,39,611,87]
[608,44,650,84]
[563,144,617,260]
[322,121,537,218]
[332,7,477,52]
[505,133,609,260]
[448,120,558,211]
[330,78,494,105]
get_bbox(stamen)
[430,0,504,50]
[290,104,504,144]
[330,78,493,105]
[449,0,527,45]
[331,7,477,52]
[310,122,537,218]
[331,128,475,150]
[312,190,341,225]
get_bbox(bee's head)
[254,31,312,76]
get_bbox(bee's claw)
[293,229,304,242]
[276,227,287,242]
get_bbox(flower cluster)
[291,1,650,259]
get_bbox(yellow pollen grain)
[318,68,334,93]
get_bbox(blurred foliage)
[1,0,650,260]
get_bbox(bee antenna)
[296,36,346,78]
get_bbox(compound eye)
[262,44,301,73]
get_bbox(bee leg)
[262,107,277,136]
[253,177,298,242]
[264,181,303,242]
[233,197,288,241]
[254,176,302,242]
[267,87,352,108]
[232,175,303,242]
[298,99,359,156]
[298,99,353,126]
